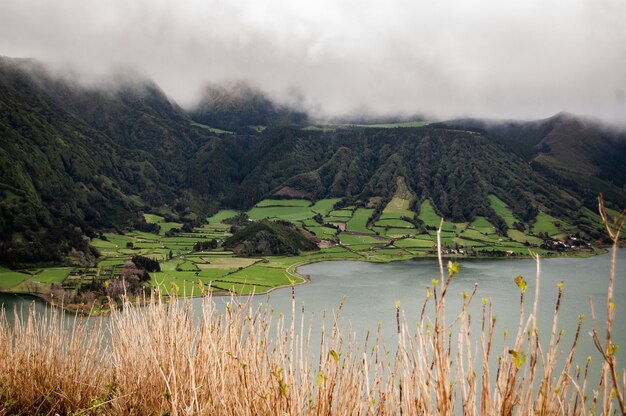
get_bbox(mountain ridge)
[1,57,624,265]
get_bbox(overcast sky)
[1,0,625,123]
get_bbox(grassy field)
[207,210,239,224]
[144,213,165,223]
[247,199,317,221]
[33,268,73,284]
[417,199,441,227]
[379,177,415,220]
[337,120,429,128]
[532,212,562,236]
[306,225,338,239]
[508,229,543,245]
[488,195,519,228]
[346,208,375,234]
[329,209,353,217]
[339,233,385,247]
[394,237,435,249]
[255,199,311,207]
[190,121,234,134]
[0,196,608,304]
[311,198,341,215]
[0,271,32,291]
[375,218,415,228]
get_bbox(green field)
[255,199,311,207]
[329,209,354,217]
[470,216,495,230]
[488,195,518,228]
[418,200,441,227]
[190,121,234,135]
[375,218,415,228]
[0,270,32,290]
[307,225,338,239]
[532,212,562,236]
[34,268,73,284]
[247,201,315,221]
[335,121,429,129]
[346,208,375,234]
[380,177,415,220]
[394,238,435,249]
[311,198,341,215]
[339,233,385,247]
[1,191,601,305]
[207,210,239,224]
[144,213,165,223]
[247,206,308,221]
[508,230,543,245]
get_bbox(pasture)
[532,212,562,236]
[0,195,600,304]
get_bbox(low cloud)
[1,0,625,124]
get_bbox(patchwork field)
[0,194,602,305]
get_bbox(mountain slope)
[438,114,626,209]
[1,57,624,265]
[0,57,214,265]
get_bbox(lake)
[243,248,626,367]
[1,249,625,368]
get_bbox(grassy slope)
[488,195,518,228]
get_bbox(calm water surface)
[2,249,625,367]
[241,248,626,366]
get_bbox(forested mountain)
[438,114,626,205]
[1,57,624,265]
[190,81,308,132]
[0,57,213,265]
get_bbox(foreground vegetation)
[0,198,623,415]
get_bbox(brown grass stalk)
[0,200,623,415]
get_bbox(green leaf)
[514,275,527,293]
[317,372,327,387]
[508,349,527,368]
[447,261,460,277]
[329,349,339,364]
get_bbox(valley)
[0,57,624,312]
[0,190,606,313]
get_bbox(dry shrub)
[0,196,624,415]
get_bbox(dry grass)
[0,196,624,415]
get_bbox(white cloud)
[1,0,625,123]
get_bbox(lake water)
[242,248,626,367]
[2,249,625,368]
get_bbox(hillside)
[223,220,319,256]
[0,57,214,265]
[438,114,626,204]
[1,56,625,265]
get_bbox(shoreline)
[1,247,609,315]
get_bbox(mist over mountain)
[191,81,308,132]
[1,57,625,265]
[2,0,625,125]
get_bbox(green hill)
[223,220,319,256]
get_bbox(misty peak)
[191,80,308,132]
